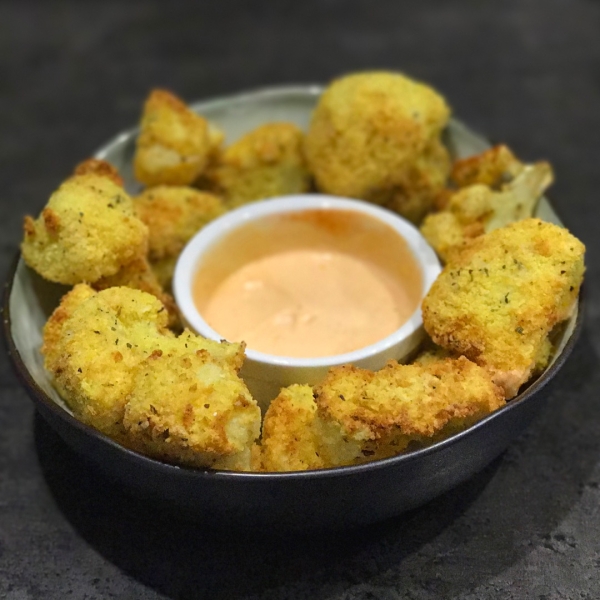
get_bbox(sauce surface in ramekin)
[193,209,423,358]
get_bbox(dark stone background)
[1,1,600,598]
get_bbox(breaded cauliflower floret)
[93,256,181,330]
[173,329,246,373]
[382,138,451,222]
[42,286,245,441]
[314,357,504,466]
[259,384,324,472]
[134,89,217,187]
[422,219,585,398]
[260,359,503,472]
[421,150,554,262]
[420,185,490,263]
[151,256,178,290]
[42,284,97,370]
[451,144,524,189]
[123,350,260,470]
[411,338,454,367]
[21,169,148,285]
[205,123,311,208]
[133,186,225,287]
[304,71,451,223]
[42,286,173,439]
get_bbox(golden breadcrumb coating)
[42,284,97,371]
[259,384,325,472]
[411,339,454,366]
[312,357,504,467]
[420,210,481,264]
[134,89,214,187]
[532,336,554,377]
[259,359,503,472]
[381,139,451,222]
[93,256,181,330]
[42,286,173,439]
[207,122,225,155]
[205,122,311,208]
[451,144,524,189]
[73,158,124,186]
[21,170,148,285]
[174,328,246,373]
[42,286,245,441]
[133,186,225,287]
[151,256,178,289]
[123,350,260,470]
[304,71,451,223]
[422,219,585,398]
[421,149,554,262]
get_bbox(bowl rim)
[2,83,585,481]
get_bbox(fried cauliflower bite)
[42,286,173,439]
[382,138,451,222]
[422,219,585,398]
[304,71,451,223]
[133,186,225,287]
[312,358,504,467]
[420,185,490,263]
[411,338,454,367]
[150,256,178,289]
[259,359,503,472]
[42,283,97,370]
[93,256,181,330]
[421,152,554,262]
[123,350,260,470]
[21,168,148,285]
[451,144,524,189]
[134,89,217,187]
[205,122,311,208]
[259,384,325,472]
[42,286,246,442]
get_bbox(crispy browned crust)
[23,215,36,237]
[421,149,554,263]
[73,158,124,187]
[133,186,225,261]
[422,219,585,397]
[259,385,324,472]
[41,207,60,235]
[93,256,181,330]
[304,71,451,223]
[123,350,260,469]
[42,285,251,454]
[313,357,505,464]
[451,145,523,189]
[42,284,97,369]
[133,89,212,187]
[21,171,148,285]
[204,122,311,208]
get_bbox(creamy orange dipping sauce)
[193,210,423,358]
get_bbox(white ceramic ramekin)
[173,195,441,408]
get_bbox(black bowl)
[2,86,583,530]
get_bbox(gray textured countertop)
[2,1,600,598]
